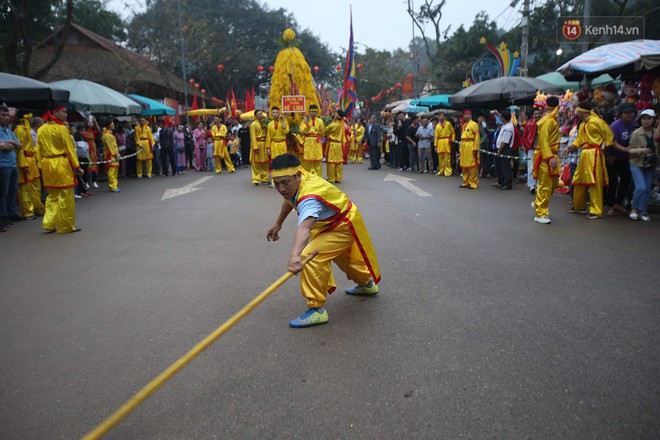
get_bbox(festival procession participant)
[532,96,561,224]
[434,111,455,176]
[299,104,325,175]
[81,116,101,188]
[0,103,22,231]
[566,101,614,219]
[458,110,481,189]
[36,102,84,233]
[193,121,207,171]
[266,154,381,328]
[324,110,348,184]
[14,109,45,219]
[101,118,121,192]
[348,118,365,163]
[134,117,154,178]
[249,109,269,185]
[211,116,235,174]
[266,106,289,160]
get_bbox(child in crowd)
[206,128,215,171]
[228,134,241,168]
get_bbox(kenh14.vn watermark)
[557,16,644,43]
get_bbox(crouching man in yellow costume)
[266,154,381,328]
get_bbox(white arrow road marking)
[383,173,433,197]
[161,176,214,201]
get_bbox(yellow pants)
[534,169,558,218]
[573,183,604,217]
[137,160,152,177]
[437,153,452,176]
[107,166,119,190]
[300,223,373,308]
[304,161,322,177]
[326,163,343,183]
[215,151,235,173]
[19,180,45,217]
[43,187,76,233]
[461,167,479,189]
[251,162,269,184]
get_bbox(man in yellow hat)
[532,96,560,224]
[266,106,289,160]
[299,104,325,176]
[566,101,614,219]
[267,153,380,328]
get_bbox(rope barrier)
[81,250,318,440]
[79,148,144,166]
[476,148,580,161]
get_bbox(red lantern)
[390,87,395,92]
[385,89,390,95]
[194,83,200,89]
[357,63,364,70]
[217,64,224,72]
[268,66,274,73]
[201,89,206,94]
[335,64,342,71]
[188,78,195,84]
[257,65,264,72]
[407,73,414,80]
[313,66,320,73]
[396,82,402,88]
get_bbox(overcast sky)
[108,0,522,53]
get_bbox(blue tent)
[128,94,176,116]
[410,94,452,109]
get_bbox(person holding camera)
[627,109,659,222]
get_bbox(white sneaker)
[92,182,99,188]
[641,215,651,222]
[629,212,639,221]
[531,202,535,209]
[534,216,551,224]
[74,194,82,199]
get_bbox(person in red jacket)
[521,108,541,194]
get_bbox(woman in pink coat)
[193,121,207,171]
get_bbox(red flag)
[190,93,199,123]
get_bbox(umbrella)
[48,79,142,115]
[410,94,452,109]
[128,94,176,116]
[405,104,430,113]
[0,72,70,108]
[557,39,660,80]
[449,76,563,108]
[536,72,619,90]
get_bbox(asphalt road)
[1,162,659,439]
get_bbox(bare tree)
[406,0,446,63]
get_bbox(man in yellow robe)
[102,119,121,192]
[299,104,325,175]
[211,116,235,174]
[249,110,269,185]
[532,96,561,224]
[134,117,154,178]
[266,106,289,160]
[567,101,614,219]
[434,111,455,176]
[267,154,381,328]
[14,110,45,218]
[324,110,347,183]
[459,110,480,189]
[348,119,365,163]
[36,103,84,233]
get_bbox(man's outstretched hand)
[266,224,281,242]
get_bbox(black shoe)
[500,186,512,190]
[491,183,503,188]
[10,215,25,221]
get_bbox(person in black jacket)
[361,114,381,170]
[159,121,176,177]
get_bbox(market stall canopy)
[0,72,69,108]
[187,108,226,116]
[405,104,430,113]
[384,99,412,113]
[449,76,563,108]
[410,94,452,109]
[128,94,176,116]
[536,72,618,90]
[48,79,142,115]
[557,39,660,80]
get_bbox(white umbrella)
[48,79,142,115]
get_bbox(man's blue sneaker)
[345,280,379,296]
[289,307,329,328]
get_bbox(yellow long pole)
[82,251,318,440]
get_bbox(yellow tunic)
[533,110,560,179]
[211,124,228,157]
[299,117,325,162]
[102,129,120,169]
[14,124,40,184]
[324,121,346,164]
[289,171,380,306]
[571,112,613,187]
[459,120,480,168]
[134,124,154,160]
[351,124,365,151]
[249,120,268,164]
[37,121,80,189]
[434,121,455,154]
[267,120,290,159]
